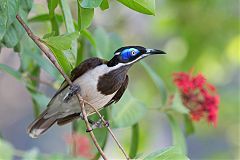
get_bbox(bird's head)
[107,46,166,67]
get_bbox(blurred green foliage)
[0,0,239,159]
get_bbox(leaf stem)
[71,122,78,157]
[93,112,109,160]
[50,17,59,35]
[129,123,139,158]
[31,98,40,117]
[59,0,77,65]
[167,113,187,154]
[84,100,129,159]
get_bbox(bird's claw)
[63,84,80,103]
[69,84,81,95]
[85,116,110,132]
[104,120,110,127]
[86,128,93,132]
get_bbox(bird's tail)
[27,109,57,138]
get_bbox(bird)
[27,46,166,138]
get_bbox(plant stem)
[50,17,59,35]
[84,101,129,159]
[16,15,108,160]
[93,110,109,160]
[59,0,77,65]
[31,98,40,117]
[71,122,78,157]
[129,123,139,158]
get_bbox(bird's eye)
[131,50,136,56]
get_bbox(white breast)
[73,64,117,108]
[46,64,124,118]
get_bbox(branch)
[16,15,107,160]
[84,101,129,159]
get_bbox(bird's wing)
[104,75,129,107]
[70,57,107,81]
[57,75,129,126]
[49,57,107,105]
[28,57,108,136]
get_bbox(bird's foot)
[63,84,80,103]
[91,117,109,128]
[85,116,110,132]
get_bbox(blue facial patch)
[121,48,140,61]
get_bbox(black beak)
[146,49,167,55]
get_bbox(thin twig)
[16,15,107,160]
[84,101,129,159]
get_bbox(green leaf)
[172,92,189,114]
[1,1,32,48]
[77,0,94,30]
[25,49,59,78]
[129,123,139,158]
[28,14,50,22]
[0,64,22,80]
[2,24,19,47]
[100,0,109,10]
[42,32,79,51]
[7,0,19,25]
[59,0,75,33]
[20,35,60,78]
[42,32,56,39]
[0,139,14,160]
[2,18,25,48]
[0,0,32,46]
[59,0,77,63]
[47,45,73,75]
[0,0,19,40]
[143,146,189,160]
[141,61,167,105]
[19,0,33,12]
[31,98,40,118]
[48,0,58,18]
[184,115,195,136]
[167,114,187,155]
[111,91,147,128]
[117,0,155,15]
[48,0,60,35]
[28,14,63,23]
[81,29,96,48]
[18,34,43,117]
[81,0,103,8]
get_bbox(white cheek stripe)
[114,52,121,55]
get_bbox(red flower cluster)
[65,133,93,158]
[173,71,220,126]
